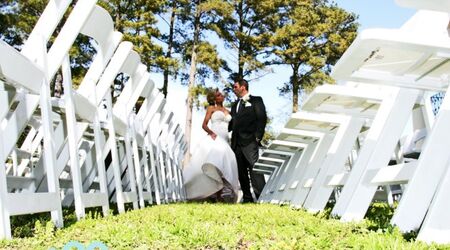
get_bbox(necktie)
[238,99,244,113]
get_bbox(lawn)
[0,203,448,249]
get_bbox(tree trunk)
[292,66,299,113]
[184,1,201,164]
[162,1,177,98]
[54,72,63,98]
[237,0,244,79]
[115,8,122,33]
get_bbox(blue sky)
[338,0,416,29]
[161,1,417,148]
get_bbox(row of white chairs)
[256,0,450,244]
[0,0,186,239]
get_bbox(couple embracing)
[183,79,267,203]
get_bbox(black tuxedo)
[230,96,267,149]
[229,95,267,202]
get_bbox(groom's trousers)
[234,141,266,202]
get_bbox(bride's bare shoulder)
[206,106,216,113]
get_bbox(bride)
[183,89,239,202]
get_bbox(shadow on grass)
[10,202,138,238]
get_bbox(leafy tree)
[262,116,276,146]
[269,0,358,112]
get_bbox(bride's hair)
[206,88,218,106]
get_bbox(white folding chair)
[258,140,307,203]
[0,0,82,233]
[0,41,63,239]
[395,0,450,12]
[331,9,450,243]
[281,111,365,211]
[266,128,326,205]
[297,82,419,220]
[24,4,121,219]
[136,91,166,204]
[254,150,291,178]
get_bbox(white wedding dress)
[183,110,239,202]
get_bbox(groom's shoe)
[242,198,254,204]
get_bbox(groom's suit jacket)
[229,95,267,151]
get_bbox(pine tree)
[98,0,167,95]
[0,0,44,48]
[269,0,358,112]
[212,0,284,80]
[158,0,187,98]
[0,0,81,96]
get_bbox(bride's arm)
[202,106,217,140]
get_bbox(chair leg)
[332,87,419,221]
[0,146,12,239]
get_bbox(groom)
[229,79,267,203]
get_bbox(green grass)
[0,203,449,249]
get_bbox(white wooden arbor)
[331,5,450,244]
